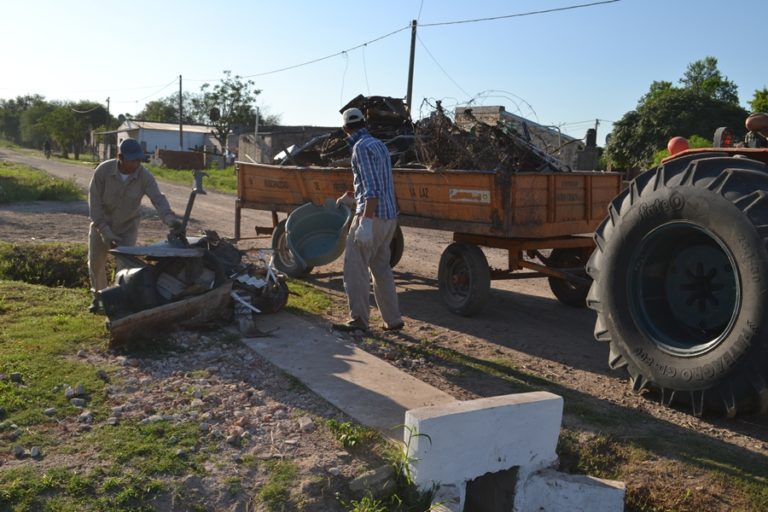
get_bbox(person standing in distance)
[87,138,180,312]
[333,108,404,332]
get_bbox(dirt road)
[2,149,766,466]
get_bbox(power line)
[416,34,471,100]
[420,0,621,27]
[186,24,410,83]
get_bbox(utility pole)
[179,75,183,150]
[405,19,417,115]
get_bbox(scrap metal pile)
[276,95,571,173]
[100,171,288,345]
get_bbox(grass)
[285,278,334,315]
[0,241,104,288]
[147,164,238,194]
[0,160,83,202]
[326,419,379,450]
[256,459,300,510]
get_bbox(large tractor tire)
[587,154,768,417]
[271,219,313,278]
[438,243,490,316]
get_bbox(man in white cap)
[87,138,180,312]
[333,108,404,332]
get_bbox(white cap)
[342,108,365,126]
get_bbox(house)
[238,125,337,164]
[115,120,220,158]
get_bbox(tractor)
[587,112,768,417]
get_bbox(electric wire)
[13,2,622,114]
[416,34,472,100]
[420,0,621,27]
[362,44,371,95]
[339,51,350,108]
[234,25,410,81]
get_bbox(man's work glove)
[165,214,183,229]
[354,218,374,251]
[336,192,355,208]
[100,229,122,248]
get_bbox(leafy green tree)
[0,94,46,143]
[606,57,748,169]
[192,71,262,152]
[679,56,739,104]
[19,101,56,149]
[135,92,204,124]
[749,87,768,113]
[42,105,85,159]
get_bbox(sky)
[2,0,766,144]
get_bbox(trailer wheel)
[588,155,768,417]
[547,248,591,307]
[271,220,313,278]
[438,243,490,316]
[390,224,404,268]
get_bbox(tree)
[19,101,55,148]
[0,94,46,143]
[750,87,768,113]
[605,57,748,169]
[192,71,262,152]
[42,105,83,159]
[135,92,204,124]
[679,56,739,104]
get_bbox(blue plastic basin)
[285,199,353,268]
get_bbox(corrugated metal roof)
[117,120,212,133]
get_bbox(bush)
[0,242,113,288]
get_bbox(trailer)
[235,162,622,315]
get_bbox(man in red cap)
[87,138,180,312]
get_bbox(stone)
[70,398,86,408]
[349,464,396,496]
[298,416,315,432]
[30,446,42,458]
[43,407,56,417]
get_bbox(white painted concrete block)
[517,468,625,512]
[404,392,563,491]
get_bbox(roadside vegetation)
[147,164,237,195]
[0,161,83,203]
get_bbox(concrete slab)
[241,311,454,439]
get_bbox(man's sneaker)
[332,318,368,333]
[382,322,405,332]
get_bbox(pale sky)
[2,0,766,143]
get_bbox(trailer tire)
[390,224,404,268]
[271,220,313,278]
[438,243,490,316]
[587,155,768,417]
[547,248,591,308]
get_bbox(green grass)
[147,164,238,194]
[326,419,378,450]
[256,459,300,510]
[0,281,108,426]
[0,241,101,288]
[0,160,84,202]
[0,280,209,510]
[285,278,334,315]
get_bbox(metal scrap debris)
[275,95,571,173]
